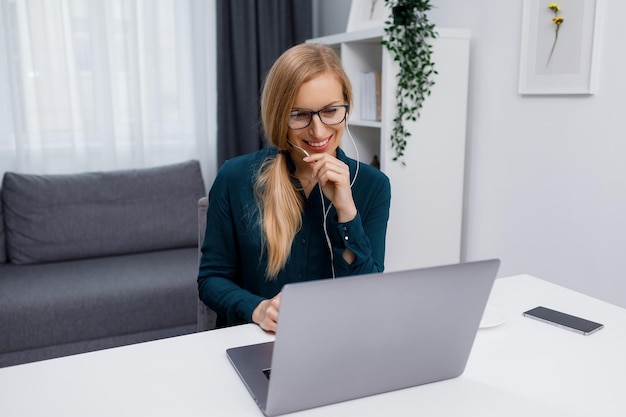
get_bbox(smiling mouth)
[304,137,330,148]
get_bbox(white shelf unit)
[307,27,471,272]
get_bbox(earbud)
[287,140,310,157]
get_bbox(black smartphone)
[523,306,604,336]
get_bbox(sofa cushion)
[0,248,198,354]
[0,189,5,263]
[1,160,205,264]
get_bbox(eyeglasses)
[288,104,349,130]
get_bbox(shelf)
[306,28,471,272]
[307,27,471,47]
[307,27,384,46]
[348,119,382,128]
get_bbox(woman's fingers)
[253,293,282,333]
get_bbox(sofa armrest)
[0,187,6,263]
[197,196,217,331]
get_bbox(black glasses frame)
[288,104,349,130]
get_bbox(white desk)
[1,275,625,416]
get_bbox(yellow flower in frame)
[548,3,560,12]
[546,3,564,68]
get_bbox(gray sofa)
[0,160,206,368]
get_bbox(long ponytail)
[256,43,352,279]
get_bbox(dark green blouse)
[198,147,391,327]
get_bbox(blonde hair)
[256,43,353,279]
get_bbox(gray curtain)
[216,0,313,166]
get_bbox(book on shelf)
[359,71,381,121]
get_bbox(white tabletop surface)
[1,274,625,416]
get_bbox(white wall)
[315,0,626,308]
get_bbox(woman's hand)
[252,293,282,332]
[303,154,357,223]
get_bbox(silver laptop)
[226,259,500,416]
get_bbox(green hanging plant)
[381,0,438,165]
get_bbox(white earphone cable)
[320,123,360,279]
[288,123,360,280]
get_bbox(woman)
[198,43,391,332]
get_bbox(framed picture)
[347,0,387,32]
[518,0,603,95]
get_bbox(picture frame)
[518,0,602,95]
[346,0,386,32]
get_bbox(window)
[0,0,215,178]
